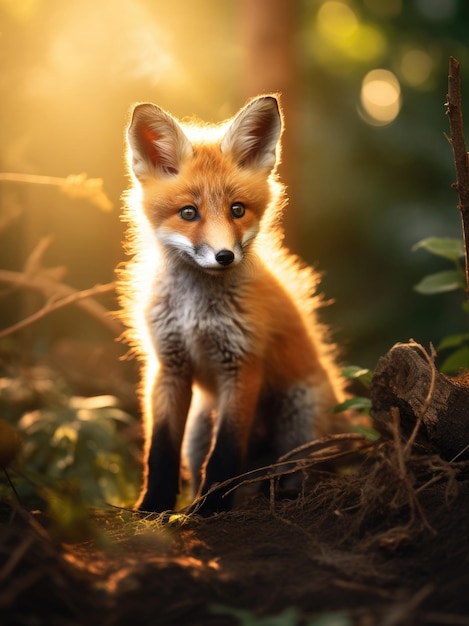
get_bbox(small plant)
[413,236,469,373]
[0,370,139,508]
[333,366,380,441]
[413,237,465,295]
[334,365,372,416]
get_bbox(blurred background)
[1,0,469,373]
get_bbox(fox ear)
[221,96,282,171]
[127,103,193,181]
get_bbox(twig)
[2,468,22,504]
[0,534,36,583]
[0,173,75,186]
[380,584,434,626]
[332,578,395,600]
[0,270,123,337]
[403,341,437,455]
[0,172,113,211]
[450,442,469,462]
[446,56,469,295]
[185,434,372,514]
[276,432,367,463]
[390,407,435,535]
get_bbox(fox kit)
[121,95,346,514]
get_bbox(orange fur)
[119,95,347,514]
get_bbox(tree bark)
[446,56,469,296]
[370,342,469,460]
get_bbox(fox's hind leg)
[271,379,339,489]
[273,383,316,456]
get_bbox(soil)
[2,435,469,626]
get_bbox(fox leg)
[273,377,340,455]
[273,383,317,457]
[270,377,339,494]
[137,369,192,513]
[196,361,263,514]
[184,392,215,496]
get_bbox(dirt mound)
[2,435,469,626]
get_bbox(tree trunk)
[237,0,300,247]
[371,341,469,460]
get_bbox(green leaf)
[414,270,465,295]
[351,424,380,442]
[332,397,371,414]
[437,333,469,351]
[440,346,469,374]
[341,365,373,388]
[412,237,464,262]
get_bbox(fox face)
[127,97,282,273]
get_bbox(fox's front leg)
[196,361,263,514]
[138,368,192,513]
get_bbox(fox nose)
[215,249,235,266]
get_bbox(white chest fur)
[147,266,251,384]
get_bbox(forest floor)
[2,432,469,626]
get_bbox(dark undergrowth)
[2,431,469,626]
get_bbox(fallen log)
[370,341,469,461]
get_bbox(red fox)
[120,95,346,514]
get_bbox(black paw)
[137,491,175,515]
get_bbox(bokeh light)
[400,49,434,87]
[312,0,386,70]
[317,1,358,41]
[1,0,469,370]
[359,69,401,126]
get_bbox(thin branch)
[0,173,72,186]
[0,270,123,337]
[391,407,435,535]
[0,172,113,211]
[184,433,372,515]
[276,432,367,463]
[0,533,36,582]
[446,56,469,295]
[2,468,22,505]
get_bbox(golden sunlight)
[317,1,359,41]
[359,69,401,126]
[0,0,38,21]
[314,0,386,68]
[46,3,177,87]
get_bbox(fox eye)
[179,205,199,221]
[230,202,245,219]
